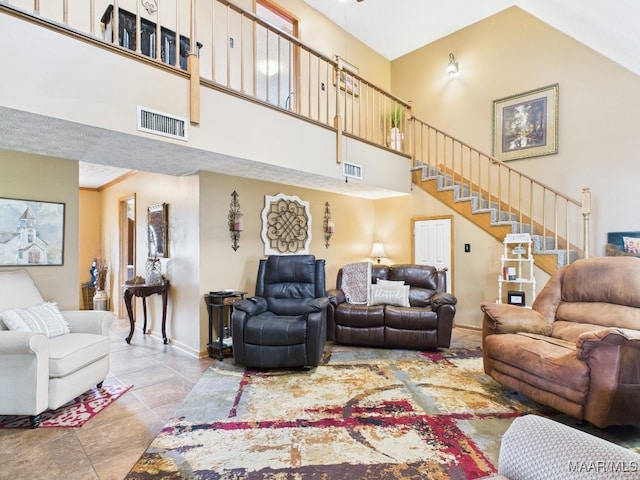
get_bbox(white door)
[414,218,453,293]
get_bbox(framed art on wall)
[492,84,559,161]
[0,197,65,266]
[334,56,360,97]
[147,203,169,258]
[261,193,311,255]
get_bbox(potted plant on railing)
[388,105,405,151]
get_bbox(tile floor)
[0,318,481,480]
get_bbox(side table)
[123,281,170,344]
[206,291,246,361]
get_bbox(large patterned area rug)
[127,345,639,479]
[0,384,133,428]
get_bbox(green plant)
[388,105,405,129]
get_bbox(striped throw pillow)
[0,302,71,338]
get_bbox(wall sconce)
[323,202,334,248]
[228,190,242,251]
[370,241,386,264]
[447,52,459,75]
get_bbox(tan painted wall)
[387,6,640,325]
[97,172,201,355]
[373,187,549,328]
[391,7,640,256]
[97,169,375,356]
[78,188,101,307]
[0,151,80,310]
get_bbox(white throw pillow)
[370,283,410,307]
[376,279,405,286]
[0,302,71,338]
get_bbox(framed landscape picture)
[0,197,65,266]
[493,84,559,161]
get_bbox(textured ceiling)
[0,107,405,199]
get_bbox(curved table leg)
[124,289,135,344]
[142,297,148,334]
[161,288,168,344]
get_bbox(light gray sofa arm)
[62,310,114,335]
[0,331,49,416]
[485,415,640,479]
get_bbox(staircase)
[408,119,588,276]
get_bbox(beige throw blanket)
[341,262,372,305]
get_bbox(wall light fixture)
[447,53,459,75]
[228,190,243,251]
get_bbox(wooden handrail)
[410,116,589,266]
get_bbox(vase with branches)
[93,255,109,311]
[95,256,108,291]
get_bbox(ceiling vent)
[342,161,363,180]
[137,106,188,141]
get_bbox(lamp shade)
[370,242,386,262]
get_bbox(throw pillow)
[376,279,405,286]
[623,236,640,254]
[0,302,71,338]
[370,283,410,307]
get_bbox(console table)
[123,281,170,344]
[206,291,246,361]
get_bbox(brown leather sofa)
[481,256,640,428]
[327,264,456,350]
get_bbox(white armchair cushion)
[0,302,71,338]
[48,333,110,378]
[0,270,45,310]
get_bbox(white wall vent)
[343,161,363,180]
[137,106,188,141]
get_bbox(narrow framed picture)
[507,290,526,307]
[147,203,169,258]
[0,197,65,266]
[333,56,360,97]
[493,84,559,161]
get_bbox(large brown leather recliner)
[481,256,640,428]
[327,264,457,350]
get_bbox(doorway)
[413,216,453,294]
[119,195,136,318]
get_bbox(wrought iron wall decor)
[228,191,243,251]
[323,202,334,248]
[141,0,158,14]
[261,193,311,255]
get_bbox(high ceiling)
[67,0,637,188]
[303,0,640,74]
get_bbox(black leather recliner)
[231,255,329,368]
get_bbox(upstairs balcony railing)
[1,0,410,154]
[1,0,589,265]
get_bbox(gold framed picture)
[334,56,359,97]
[492,84,559,161]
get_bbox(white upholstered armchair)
[0,270,113,427]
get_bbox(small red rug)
[0,384,133,428]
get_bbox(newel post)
[188,0,200,125]
[582,187,591,259]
